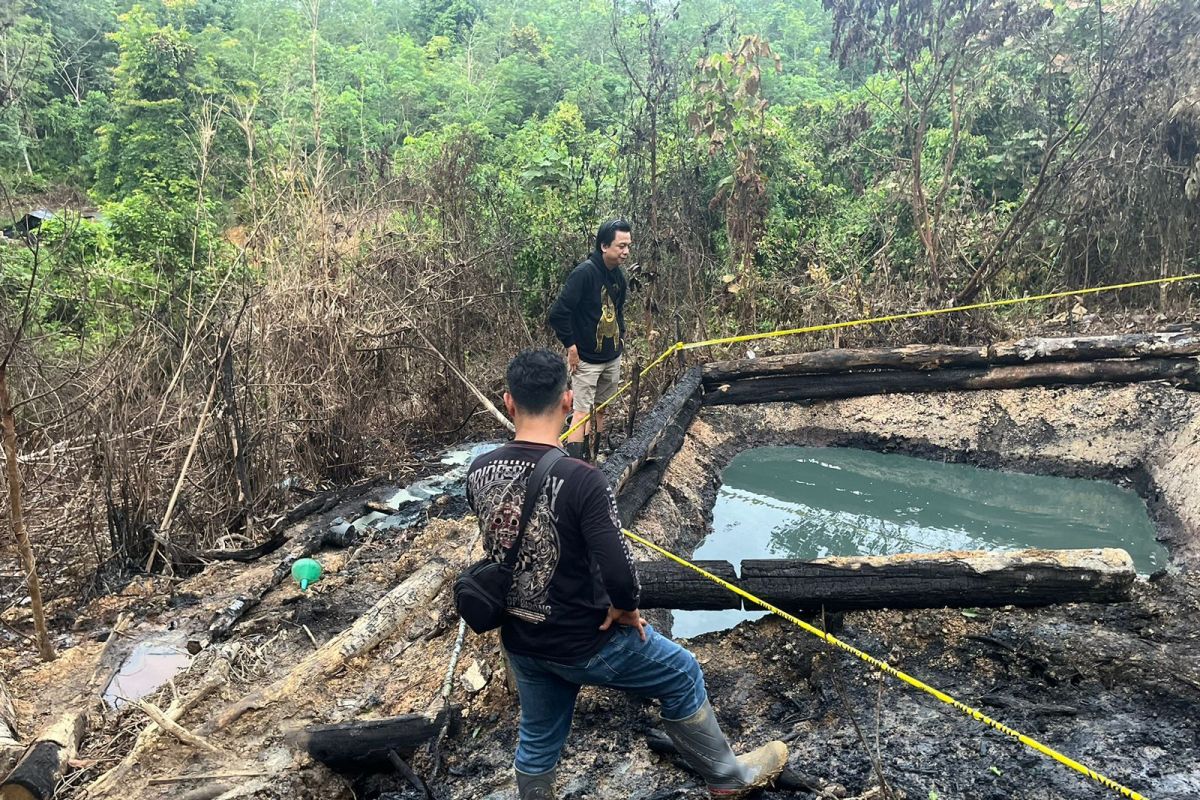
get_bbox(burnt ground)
[2,382,1199,800]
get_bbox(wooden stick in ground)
[82,645,236,799]
[205,559,453,733]
[0,711,85,800]
[411,327,514,432]
[0,366,55,662]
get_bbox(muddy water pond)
[674,445,1167,637]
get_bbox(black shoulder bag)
[454,447,565,634]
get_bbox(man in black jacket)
[548,220,631,459]
[466,349,788,800]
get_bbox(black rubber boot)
[661,700,788,798]
[515,766,556,799]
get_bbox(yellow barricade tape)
[682,272,1200,351]
[561,272,1200,442]
[621,528,1150,800]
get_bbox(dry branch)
[205,559,453,733]
[131,699,222,755]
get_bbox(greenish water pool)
[673,446,1167,638]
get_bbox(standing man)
[548,219,631,459]
[466,348,788,800]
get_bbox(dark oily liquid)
[674,446,1166,638]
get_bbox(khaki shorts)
[572,356,622,416]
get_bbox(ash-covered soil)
[3,382,1199,800]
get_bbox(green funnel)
[291,558,323,591]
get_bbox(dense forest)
[0,0,1198,622]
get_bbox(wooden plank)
[738,548,1136,612]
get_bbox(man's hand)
[599,606,648,641]
[566,345,580,374]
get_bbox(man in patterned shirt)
[466,349,788,799]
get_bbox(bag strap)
[502,447,565,570]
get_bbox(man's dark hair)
[506,348,569,415]
[595,219,632,251]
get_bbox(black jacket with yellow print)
[548,251,626,363]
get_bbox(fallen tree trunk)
[0,712,85,800]
[205,559,453,733]
[635,561,740,610]
[287,706,460,771]
[704,358,1200,406]
[738,548,1135,612]
[702,332,1200,383]
[604,367,702,525]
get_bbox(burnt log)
[738,548,1135,612]
[635,561,741,610]
[704,358,1200,406]
[0,712,85,800]
[603,367,702,525]
[287,707,460,771]
[702,332,1200,384]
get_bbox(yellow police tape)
[620,528,1150,800]
[561,271,1200,441]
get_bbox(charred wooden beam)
[604,367,702,525]
[738,548,1135,612]
[635,561,741,610]
[702,332,1200,384]
[0,712,85,800]
[704,358,1200,406]
[287,707,460,771]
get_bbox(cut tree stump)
[635,561,740,610]
[738,548,1136,612]
[704,358,1200,406]
[701,332,1200,383]
[287,706,460,771]
[0,712,85,800]
[205,559,453,733]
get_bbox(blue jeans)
[505,624,708,775]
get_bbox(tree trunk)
[737,548,1135,612]
[0,712,85,800]
[602,366,702,493]
[205,559,453,733]
[287,707,460,771]
[703,358,1200,406]
[0,367,55,662]
[635,561,740,610]
[702,332,1200,384]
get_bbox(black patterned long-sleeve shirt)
[466,441,641,663]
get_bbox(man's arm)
[548,266,586,368]
[578,470,641,611]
